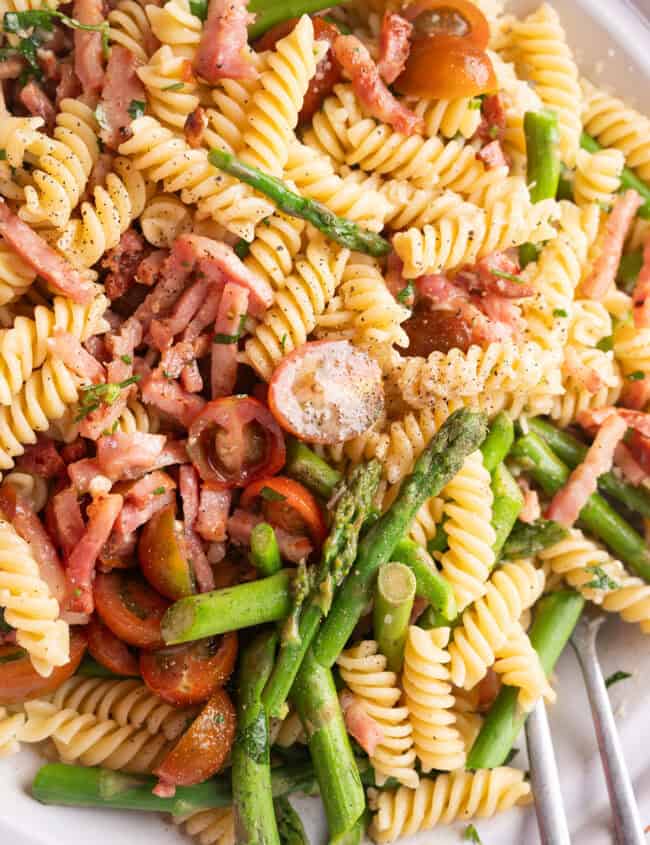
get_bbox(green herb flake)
[597,335,613,352]
[627,370,646,382]
[586,565,619,592]
[162,82,184,91]
[488,125,499,139]
[213,313,247,345]
[463,825,482,844]
[153,486,166,496]
[396,280,414,304]
[120,354,132,365]
[127,99,146,120]
[189,0,208,20]
[491,268,524,283]
[468,97,482,110]
[75,375,141,422]
[605,670,632,688]
[553,308,568,318]
[0,149,6,161]
[280,334,288,353]
[233,238,250,259]
[260,486,286,502]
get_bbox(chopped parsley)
[233,238,250,259]
[127,99,146,120]
[189,0,208,19]
[491,268,523,283]
[396,280,414,304]
[153,486,166,496]
[3,9,109,65]
[488,124,499,139]
[260,486,286,502]
[213,313,247,345]
[213,712,225,725]
[597,335,613,352]
[75,375,141,422]
[162,82,185,92]
[553,308,568,318]
[280,334,288,353]
[605,670,632,688]
[518,242,539,268]
[468,97,482,110]
[586,565,619,592]
[463,825,482,844]
[120,354,132,365]
[0,149,6,161]
[627,370,646,381]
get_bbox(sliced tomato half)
[139,506,196,600]
[404,0,490,48]
[86,615,140,677]
[241,476,327,544]
[94,571,170,651]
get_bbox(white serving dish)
[2,1,650,842]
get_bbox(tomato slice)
[155,688,236,786]
[94,571,170,650]
[140,632,238,706]
[241,476,327,544]
[139,506,196,600]
[395,35,497,99]
[0,629,87,706]
[268,340,384,445]
[187,396,286,488]
[86,615,139,677]
[404,0,490,48]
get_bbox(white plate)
[3,1,650,842]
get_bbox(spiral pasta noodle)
[380,182,471,232]
[368,767,532,843]
[0,707,24,758]
[337,640,418,788]
[114,400,160,434]
[205,52,266,154]
[174,808,235,845]
[3,470,48,512]
[409,495,444,548]
[449,558,545,690]
[568,300,613,350]
[493,624,555,712]
[0,517,69,676]
[550,346,622,428]
[243,213,305,292]
[302,83,363,163]
[614,321,650,380]
[0,238,37,305]
[574,148,624,209]
[402,626,466,772]
[108,0,157,64]
[140,193,194,249]
[146,0,201,60]
[138,46,202,130]
[410,96,482,140]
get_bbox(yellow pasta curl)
[174,808,235,845]
[493,624,555,712]
[108,0,156,63]
[0,707,24,758]
[140,193,194,249]
[137,46,201,130]
[574,148,624,209]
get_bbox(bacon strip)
[19,81,56,132]
[633,239,650,328]
[578,407,650,439]
[194,0,257,84]
[100,45,146,150]
[141,372,206,428]
[546,413,627,528]
[614,442,647,486]
[16,437,64,480]
[377,12,412,84]
[49,332,105,384]
[211,283,248,398]
[150,277,212,351]
[48,486,85,560]
[73,0,105,95]
[183,528,215,593]
[96,432,166,479]
[114,478,176,536]
[340,689,384,756]
[102,228,147,301]
[0,201,94,303]
[582,190,643,299]
[179,465,200,529]
[195,484,231,543]
[228,508,312,563]
[477,139,508,170]
[332,35,422,136]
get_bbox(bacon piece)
[0,200,94,303]
[133,238,196,330]
[96,432,166,480]
[102,228,147,301]
[517,478,541,524]
[182,286,223,342]
[68,458,104,494]
[195,484,231,543]
[472,250,532,298]
[582,190,643,299]
[563,346,604,393]
[477,139,508,170]
[211,283,248,398]
[228,508,312,563]
[48,331,105,383]
[385,252,410,302]
[60,438,88,466]
[126,470,176,508]
[15,437,64,480]
[72,440,186,493]
[36,48,60,83]
[56,62,81,107]
[48,486,85,560]
[194,0,257,84]
[184,106,207,148]
[181,359,203,393]
[183,528,214,593]
[150,277,212,351]
[340,690,384,755]
[179,465,200,528]
[19,81,56,132]
[0,56,24,80]
[632,239,650,328]
[136,249,167,287]
[377,12,412,84]
[546,413,627,528]
[114,472,176,535]
[476,94,506,145]
[73,0,105,95]
[578,406,650,439]
[160,336,211,380]
[67,493,124,614]
[141,371,206,427]
[332,35,423,136]
[614,442,647,486]
[99,45,145,150]
[627,429,650,477]
[99,530,137,571]
[621,375,650,411]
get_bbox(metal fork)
[524,609,645,844]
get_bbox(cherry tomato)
[402,300,472,355]
[140,632,238,706]
[254,17,342,123]
[0,629,87,706]
[139,506,196,600]
[155,688,236,786]
[241,476,327,544]
[187,396,286,488]
[404,0,490,48]
[94,571,170,650]
[268,340,384,445]
[395,34,497,99]
[86,616,139,677]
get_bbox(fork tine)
[525,698,572,845]
[571,613,646,845]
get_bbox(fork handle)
[572,632,645,845]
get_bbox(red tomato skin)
[405,0,490,48]
[395,35,497,99]
[241,476,327,545]
[87,616,140,677]
[94,572,170,651]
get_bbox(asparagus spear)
[491,464,524,558]
[162,570,292,644]
[31,762,319,815]
[390,538,456,620]
[285,439,342,499]
[581,132,650,219]
[467,590,584,769]
[501,519,568,560]
[292,650,365,839]
[525,416,650,519]
[373,562,416,672]
[248,0,344,38]
[480,412,515,473]
[233,631,280,845]
[251,523,282,577]
[262,462,381,719]
[312,409,488,669]
[511,433,650,582]
[274,797,309,845]
[208,150,391,257]
[525,110,561,203]
[617,250,643,293]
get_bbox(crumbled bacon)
[15,437,64,480]
[620,375,650,411]
[184,106,207,148]
[211,283,248,398]
[102,228,148,301]
[96,432,166,480]
[150,277,213,351]
[377,12,412,84]
[113,472,176,535]
[60,438,88,466]
[194,0,257,84]
[48,486,85,560]
[228,508,312,562]
[73,0,105,94]
[195,484,231,543]
[19,81,56,132]
[181,359,203,393]
[633,239,650,328]
[340,689,384,755]
[476,94,506,145]
[141,372,206,428]
[332,34,423,135]
[472,250,531,298]
[477,139,509,170]
[136,250,167,287]
[56,62,81,107]
[182,287,223,342]
[49,331,106,383]
[99,45,145,149]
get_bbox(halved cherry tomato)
[155,688,236,786]
[187,396,285,488]
[0,629,87,706]
[404,0,490,48]
[140,632,238,706]
[254,17,342,123]
[268,340,384,445]
[139,506,196,600]
[86,615,139,677]
[94,571,170,650]
[395,34,497,99]
[241,476,327,545]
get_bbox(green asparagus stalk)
[331,811,368,845]
[262,462,381,718]
[162,570,292,644]
[581,132,650,219]
[248,0,344,38]
[250,523,282,577]
[390,538,456,620]
[31,761,319,815]
[292,650,365,839]
[525,417,650,519]
[491,464,524,558]
[511,433,650,582]
[274,797,309,845]
[285,439,342,499]
[617,250,643,293]
[501,519,568,560]
[312,409,488,669]
[525,110,561,203]
[426,523,448,554]
[233,631,280,845]
[467,590,584,769]
[373,562,416,672]
[208,149,391,257]
[480,412,515,473]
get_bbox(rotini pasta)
[301,83,363,163]
[146,0,201,60]
[409,96,482,140]
[137,46,202,130]
[242,213,305,292]
[0,238,37,305]
[0,707,24,758]
[493,624,555,712]
[140,193,194,249]
[3,470,48,512]
[574,148,625,209]
[174,808,235,845]
[107,0,156,64]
